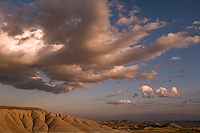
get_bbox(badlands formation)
[0,106,116,133]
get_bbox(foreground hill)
[0,106,116,133]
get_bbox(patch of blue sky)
[36,70,65,85]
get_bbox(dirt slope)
[0,106,116,133]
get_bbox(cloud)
[186,21,200,30]
[194,27,200,30]
[137,70,158,80]
[115,16,137,26]
[106,100,136,105]
[115,8,142,26]
[155,87,180,97]
[193,21,200,25]
[114,3,143,26]
[108,0,125,12]
[0,0,199,94]
[105,89,128,98]
[169,57,181,61]
[139,85,154,98]
[106,32,200,68]
[0,70,90,94]
[154,63,171,68]
[178,69,187,72]
[186,25,200,30]
[106,90,121,98]
[140,86,180,98]
[133,93,138,98]
[104,65,140,79]
[186,25,194,30]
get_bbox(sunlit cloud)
[186,25,194,30]
[115,7,141,26]
[140,86,180,98]
[155,87,180,97]
[186,25,200,30]
[137,70,158,80]
[193,21,200,25]
[104,65,140,79]
[140,85,154,98]
[186,21,200,30]
[0,0,199,94]
[115,15,137,26]
[169,57,181,61]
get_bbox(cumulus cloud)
[169,57,181,61]
[105,89,128,98]
[137,70,158,80]
[106,100,136,105]
[140,85,154,98]
[140,86,180,98]
[0,0,199,94]
[155,87,180,97]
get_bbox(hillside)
[0,106,116,133]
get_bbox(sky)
[0,0,200,121]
